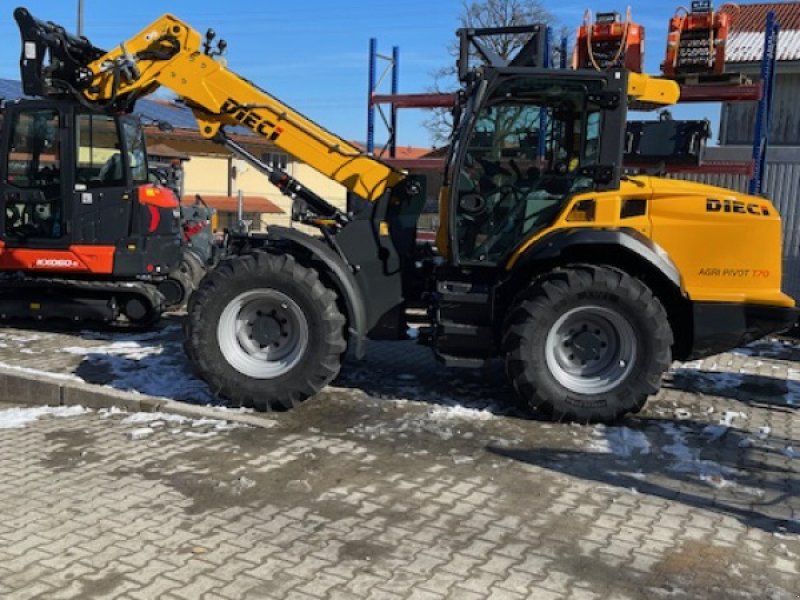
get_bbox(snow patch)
[122,412,190,425]
[590,426,652,457]
[702,411,746,440]
[0,405,90,429]
[98,406,125,418]
[347,401,502,442]
[428,405,495,421]
[121,411,236,431]
[62,341,163,361]
[0,363,81,382]
[128,427,154,440]
[674,408,692,421]
[659,423,748,489]
[0,333,41,344]
[720,411,746,427]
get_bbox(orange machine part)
[663,10,731,77]
[0,246,116,274]
[138,184,179,209]
[573,19,645,73]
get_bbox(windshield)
[454,77,602,264]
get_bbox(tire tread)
[503,264,673,423]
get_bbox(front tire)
[185,252,346,411]
[503,265,673,423]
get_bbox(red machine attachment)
[662,1,740,78]
[573,8,644,73]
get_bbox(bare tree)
[425,0,554,146]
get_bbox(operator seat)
[97,153,124,185]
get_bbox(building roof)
[392,146,433,160]
[349,142,433,160]
[147,143,190,160]
[728,2,800,32]
[182,195,283,214]
[725,3,800,62]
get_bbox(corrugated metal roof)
[727,29,800,62]
[728,2,800,32]
[724,2,800,62]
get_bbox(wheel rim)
[218,289,309,379]
[544,305,637,395]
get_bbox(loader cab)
[446,69,628,266]
[0,99,152,250]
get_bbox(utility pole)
[77,0,84,36]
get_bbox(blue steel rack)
[366,38,399,159]
[749,11,780,195]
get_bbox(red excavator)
[0,12,205,325]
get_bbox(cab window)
[6,109,61,189]
[75,114,125,188]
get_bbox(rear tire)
[503,265,673,423]
[185,252,346,411]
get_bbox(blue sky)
[0,1,778,148]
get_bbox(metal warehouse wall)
[721,72,800,146]
[669,146,800,301]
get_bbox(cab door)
[0,101,70,249]
[71,112,132,245]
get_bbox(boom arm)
[14,8,405,203]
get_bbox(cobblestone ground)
[0,317,798,599]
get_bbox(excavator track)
[0,276,166,328]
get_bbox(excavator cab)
[0,96,181,269]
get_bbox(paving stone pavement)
[0,318,798,598]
